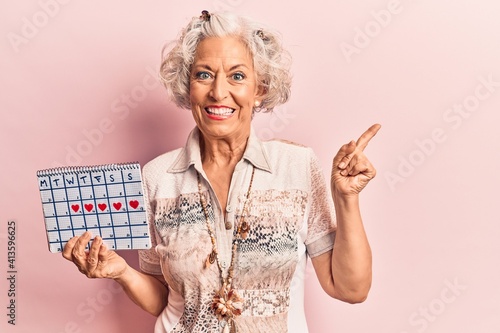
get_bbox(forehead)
[193,36,253,67]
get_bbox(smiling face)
[189,36,262,143]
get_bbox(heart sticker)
[98,203,107,211]
[71,204,80,213]
[113,202,122,210]
[129,200,139,209]
[84,204,93,212]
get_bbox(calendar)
[37,162,151,253]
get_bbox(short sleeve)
[138,172,163,275]
[304,149,337,258]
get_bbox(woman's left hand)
[331,124,381,197]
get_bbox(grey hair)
[159,11,292,113]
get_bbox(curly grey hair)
[159,11,292,113]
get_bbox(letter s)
[110,99,130,120]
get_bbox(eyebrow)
[193,64,250,71]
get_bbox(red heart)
[84,203,93,212]
[71,204,80,212]
[129,200,139,209]
[113,202,122,210]
[98,203,107,211]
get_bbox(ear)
[254,84,267,101]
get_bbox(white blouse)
[139,127,337,333]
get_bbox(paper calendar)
[37,162,151,253]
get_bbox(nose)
[209,75,228,101]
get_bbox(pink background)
[1,0,500,332]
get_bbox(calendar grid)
[89,171,102,243]
[37,163,151,253]
[106,172,119,251]
[120,170,131,250]
[48,175,63,251]
[101,171,114,249]
[76,173,87,237]
[63,174,77,241]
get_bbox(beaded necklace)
[196,167,255,333]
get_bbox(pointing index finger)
[356,123,381,151]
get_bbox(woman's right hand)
[62,231,128,280]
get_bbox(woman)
[63,10,380,333]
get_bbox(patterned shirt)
[139,127,337,333]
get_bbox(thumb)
[333,140,356,170]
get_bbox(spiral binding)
[36,162,140,177]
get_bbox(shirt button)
[221,261,227,268]
[226,205,233,212]
[225,221,233,230]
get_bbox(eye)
[195,71,211,80]
[231,72,245,81]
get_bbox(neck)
[200,132,249,167]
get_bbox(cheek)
[234,86,256,106]
[189,85,205,104]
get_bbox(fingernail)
[339,162,346,169]
[341,170,347,176]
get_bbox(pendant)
[240,221,250,239]
[209,250,216,264]
[205,250,217,268]
[212,284,244,321]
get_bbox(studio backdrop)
[1,0,499,332]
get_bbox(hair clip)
[200,10,211,22]
[256,29,269,42]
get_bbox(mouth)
[204,106,236,120]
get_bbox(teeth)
[206,107,234,115]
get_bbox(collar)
[168,126,272,174]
